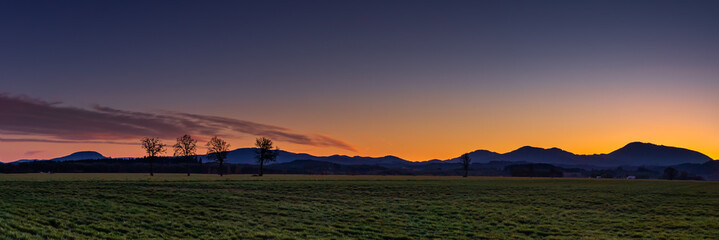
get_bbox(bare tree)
[141,137,166,176]
[255,137,279,176]
[206,136,230,176]
[173,134,197,176]
[461,153,471,177]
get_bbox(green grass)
[1,174,718,239]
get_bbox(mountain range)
[13,151,107,163]
[10,142,713,168]
[449,142,712,167]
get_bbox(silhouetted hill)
[8,142,713,170]
[218,148,409,166]
[498,146,579,165]
[51,151,107,161]
[2,151,716,179]
[220,148,315,164]
[605,142,712,166]
[12,151,106,163]
[445,150,501,163]
[445,142,713,167]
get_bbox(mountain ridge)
[12,151,107,163]
[8,142,713,167]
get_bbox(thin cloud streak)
[24,150,44,156]
[0,94,358,152]
[0,138,139,145]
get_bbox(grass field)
[1,174,718,239]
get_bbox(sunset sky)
[1,0,718,162]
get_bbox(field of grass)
[1,174,718,239]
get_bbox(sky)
[1,0,718,162]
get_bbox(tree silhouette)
[461,153,471,177]
[663,167,678,180]
[678,170,689,180]
[255,137,279,176]
[173,134,197,176]
[141,137,166,176]
[206,136,230,176]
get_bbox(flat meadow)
[0,174,718,239]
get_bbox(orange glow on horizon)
[1,135,717,163]
[1,70,717,163]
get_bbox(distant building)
[626,176,636,179]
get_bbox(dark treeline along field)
[0,175,718,239]
[0,157,477,175]
[0,157,710,181]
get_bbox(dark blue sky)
[3,0,717,102]
[1,0,718,161]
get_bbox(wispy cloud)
[24,150,43,156]
[0,94,357,152]
[0,138,138,145]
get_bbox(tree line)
[141,135,279,177]
[140,135,478,178]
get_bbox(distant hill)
[9,142,713,168]
[442,142,713,167]
[12,151,106,163]
[499,146,580,165]
[605,142,712,166]
[3,146,717,179]
[445,150,501,163]
[215,148,409,166]
[50,151,107,161]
